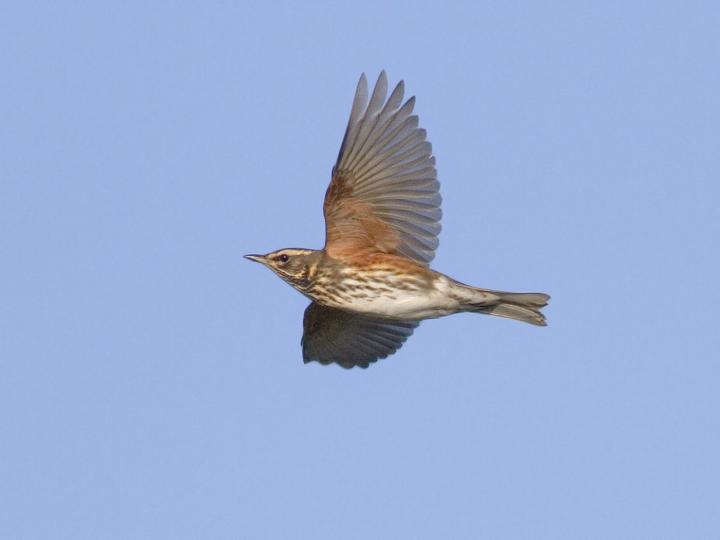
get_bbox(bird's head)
[244,248,319,291]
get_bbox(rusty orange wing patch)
[323,72,441,265]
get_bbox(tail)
[468,288,550,326]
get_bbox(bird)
[245,71,549,368]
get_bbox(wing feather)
[302,302,418,369]
[323,72,441,265]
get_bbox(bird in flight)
[246,72,549,368]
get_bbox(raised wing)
[323,72,441,265]
[302,302,418,369]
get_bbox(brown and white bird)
[246,72,549,368]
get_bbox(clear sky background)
[2,2,719,539]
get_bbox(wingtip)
[403,94,417,112]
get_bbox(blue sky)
[2,1,719,538]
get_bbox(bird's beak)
[244,254,266,264]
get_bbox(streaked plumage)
[246,72,549,368]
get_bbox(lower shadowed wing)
[301,302,419,369]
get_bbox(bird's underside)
[300,257,548,368]
[246,71,550,369]
[301,276,548,369]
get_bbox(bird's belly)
[324,280,459,321]
[353,295,455,320]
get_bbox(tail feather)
[470,290,550,326]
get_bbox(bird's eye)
[278,254,290,264]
